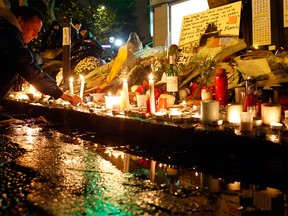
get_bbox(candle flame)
[149,73,153,80]
[29,84,35,94]
[69,77,74,83]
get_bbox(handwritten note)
[178,1,242,47]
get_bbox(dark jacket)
[0,14,63,102]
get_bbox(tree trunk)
[43,0,56,23]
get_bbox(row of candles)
[102,73,285,131]
[104,74,156,113]
[12,72,286,132]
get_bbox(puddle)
[0,115,286,215]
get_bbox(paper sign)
[236,58,272,79]
[178,1,242,47]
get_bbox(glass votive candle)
[158,97,168,110]
[240,112,253,132]
[201,89,213,101]
[261,103,282,125]
[247,105,257,118]
[136,94,148,108]
[227,104,242,124]
[201,100,219,123]
[234,87,245,104]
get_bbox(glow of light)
[114,39,123,47]
[30,84,36,94]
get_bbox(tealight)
[253,117,262,127]
[155,112,166,121]
[270,122,283,130]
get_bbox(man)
[0,1,81,106]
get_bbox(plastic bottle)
[214,68,228,106]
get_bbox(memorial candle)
[79,75,85,100]
[69,77,74,95]
[123,78,130,110]
[149,74,156,114]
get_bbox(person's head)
[12,6,44,44]
[127,32,140,42]
[73,19,82,31]
[51,20,60,30]
[79,29,87,38]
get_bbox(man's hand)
[60,93,82,106]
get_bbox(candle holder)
[201,100,219,124]
[261,103,282,125]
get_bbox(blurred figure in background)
[71,19,81,44]
[44,20,62,50]
[126,32,143,56]
[78,26,104,58]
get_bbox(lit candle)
[149,74,156,114]
[270,122,283,130]
[123,78,130,110]
[105,92,113,110]
[112,96,121,113]
[261,103,282,125]
[79,75,85,100]
[227,104,243,124]
[201,89,213,101]
[69,77,74,95]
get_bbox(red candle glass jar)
[215,68,228,106]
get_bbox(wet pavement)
[0,113,287,215]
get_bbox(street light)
[109,36,115,43]
[114,39,123,47]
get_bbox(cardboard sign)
[177,1,242,65]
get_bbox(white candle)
[79,75,85,100]
[105,92,113,110]
[201,89,213,101]
[261,103,282,125]
[149,74,156,114]
[123,79,130,110]
[227,104,243,124]
[201,100,219,123]
[112,96,120,112]
[69,77,74,95]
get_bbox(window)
[170,0,209,45]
